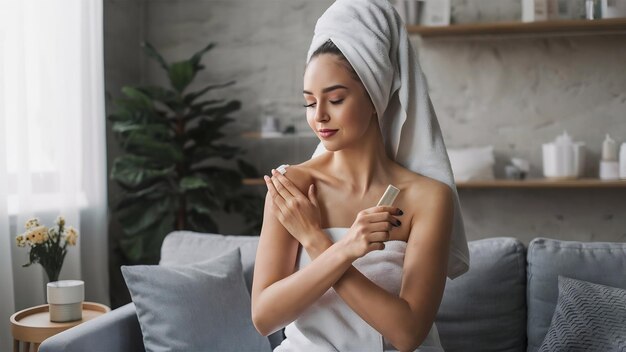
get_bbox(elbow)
[252,308,271,337]
[395,323,430,352]
[252,306,281,337]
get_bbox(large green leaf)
[186,190,220,214]
[183,82,234,105]
[121,86,154,110]
[136,86,184,112]
[142,42,169,71]
[112,121,172,139]
[114,181,172,211]
[190,144,240,162]
[184,100,241,124]
[111,155,175,189]
[168,61,195,93]
[122,133,183,163]
[188,42,215,70]
[117,196,174,236]
[179,176,210,191]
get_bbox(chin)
[320,142,342,152]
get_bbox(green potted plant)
[108,42,263,264]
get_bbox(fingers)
[308,184,319,207]
[362,205,403,216]
[263,175,286,211]
[368,231,390,243]
[363,212,401,227]
[269,169,297,200]
[368,241,386,251]
[272,169,302,196]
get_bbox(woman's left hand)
[264,168,322,246]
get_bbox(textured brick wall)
[105,0,626,246]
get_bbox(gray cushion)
[435,237,527,352]
[527,238,626,352]
[160,231,260,294]
[121,247,271,352]
[538,276,626,351]
[159,231,285,349]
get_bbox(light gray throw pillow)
[121,247,271,352]
[435,237,526,352]
[538,276,626,352]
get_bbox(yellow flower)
[27,225,48,245]
[25,218,40,230]
[15,234,26,247]
[64,226,78,246]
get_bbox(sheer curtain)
[0,0,108,349]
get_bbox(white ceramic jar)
[47,280,84,322]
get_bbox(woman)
[251,1,470,351]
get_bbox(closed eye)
[303,99,344,108]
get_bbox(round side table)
[10,301,110,352]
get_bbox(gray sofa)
[40,231,626,352]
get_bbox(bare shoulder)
[394,165,451,194]
[393,166,454,222]
[277,153,329,192]
[276,162,315,194]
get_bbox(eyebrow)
[303,84,348,95]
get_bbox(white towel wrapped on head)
[308,0,469,280]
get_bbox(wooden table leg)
[23,341,30,352]
[13,339,18,352]
[34,342,40,351]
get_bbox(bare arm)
[304,183,454,351]
[250,190,355,336]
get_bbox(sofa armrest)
[39,303,144,352]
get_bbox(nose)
[314,102,329,122]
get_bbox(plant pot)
[46,280,84,322]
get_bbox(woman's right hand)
[338,206,403,261]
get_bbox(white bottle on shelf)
[620,142,626,179]
[523,0,548,22]
[599,134,619,180]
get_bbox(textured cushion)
[435,237,527,352]
[538,276,626,351]
[527,238,626,352]
[121,247,271,352]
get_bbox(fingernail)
[271,169,276,174]
[396,220,402,226]
[263,175,269,181]
[398,209,404,215]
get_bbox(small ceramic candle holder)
[47,280,84,322]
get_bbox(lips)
[319,129,338,138]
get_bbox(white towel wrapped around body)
[274,228,445,352]
[308,0,470,280]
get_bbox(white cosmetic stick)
[276,164,290,175]
[377,185,400,207]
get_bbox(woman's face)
[303,54,376,152]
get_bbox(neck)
[328,119,395,197]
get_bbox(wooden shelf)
[407,18,626,37]
[244,177,626,188]
[456,178,626,188]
